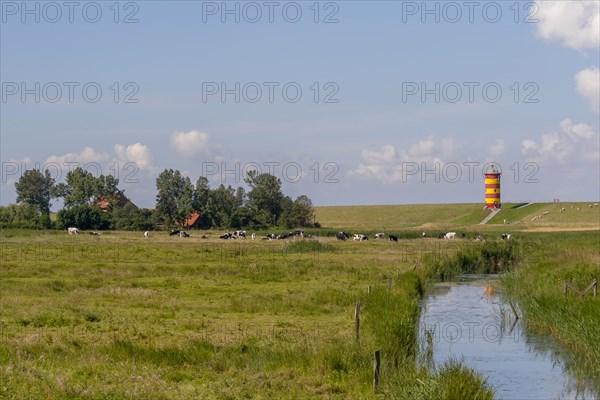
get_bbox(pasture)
[1,203,598,399]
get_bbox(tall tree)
[245,171,284,225]
[155,169,194,226]
[293,195,315,227]
[96,174,122,200]
[53,167,97,208]
[14,169,55,214]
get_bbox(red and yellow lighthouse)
[484,165,501,209]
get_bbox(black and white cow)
[374,233,385,239]
[180,231,190,238]
[67,227,80,235]
[169,230,180,236]
[353,234,368,241]
[336,232,349,241]
[388,235,398,242]
[501,234,512,240]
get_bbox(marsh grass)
[500,231,600,393]
[1,228,595,398]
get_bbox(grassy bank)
[0,230,493,399]
[500,231,600,393]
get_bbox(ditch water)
[419,275,597,400]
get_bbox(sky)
[1,0,599,209]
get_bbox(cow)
[292,230,304,237]
[374,233,385,239]
[169,230,180,236]
[444,232,456,239]
[438,233,446,239]
[336,232,349,241]
[422,231,426,237]
[501,234,512,240]
[220,233,233,239]
[475,235,483,242]
[278,233,291,239]
[388,235,398,242]
[180,231,190,238]
[233,230,246,239]
[353,234,368,241]
[201,235,208,239]
[460,233,466,238]
[144,231,149,238]
[67,227,80,235]
[89,231,99,235]
[251,233,256,240]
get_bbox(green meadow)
[1,202,598,399]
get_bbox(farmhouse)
[93,194,138,212]
[178,212,202,229]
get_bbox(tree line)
[0,167,316,231]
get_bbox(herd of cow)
[67,227,512,241]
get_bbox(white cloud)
[535,1,600,51]
[170,130,211,158]
[489,139,505,157]
[575,67,600,113]
[114,143,154,171]
[521,118,599,164]
[351,136,454,184]
[560,118,597,140]
[361,145,397,165]
[46,147,110,166]
[521,139,539,154]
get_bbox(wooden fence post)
[367,285,372,295]
[388,278,392,291]
[354,302,361,342]
[508,301,519,320]
[373,350,381,392]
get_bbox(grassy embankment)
[0,229,493,399]
[500,231,600,391]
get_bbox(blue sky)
[1,1,599,209]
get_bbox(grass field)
[1,202,598,399]
[0,230,497,399]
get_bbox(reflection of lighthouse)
[484,165,501,209]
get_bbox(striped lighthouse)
[484,165,501,209]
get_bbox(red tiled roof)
[179,212,201,228]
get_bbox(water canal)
[419,275,597,399]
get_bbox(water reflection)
[419,275,597,400]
